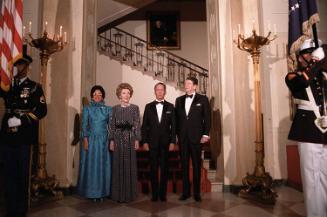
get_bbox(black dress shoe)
[160,197,167,201]
[194,195,202,202]
[179,195,190,201]
[151,197,158,202]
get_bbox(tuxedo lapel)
[161,101,168,124]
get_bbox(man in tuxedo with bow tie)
[175,77,211,202]
[142,82,176,201]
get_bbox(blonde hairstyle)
[116,83,134,98]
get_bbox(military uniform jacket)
[285,61,327,144]
[0,78,47,146]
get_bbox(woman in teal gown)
[77,85,112,200]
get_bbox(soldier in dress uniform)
[285,39,327,217]
[0,52,47,217]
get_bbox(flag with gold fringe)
[288,0,320,71]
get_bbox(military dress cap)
[13,54,33,66]
[299,38,322,55]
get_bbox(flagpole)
[312,24,319,48]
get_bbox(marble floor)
[1,186,306,217]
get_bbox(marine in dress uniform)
[285,39,327,217]
[0,53,47,217]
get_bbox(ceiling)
[97,0,155,28]
[97,0,206,32]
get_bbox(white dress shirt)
[185,93,195,115]
[155,100,164,122]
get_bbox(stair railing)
[98,27,208,94]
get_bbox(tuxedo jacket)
[141,100,176,147]
[175,93,211,144]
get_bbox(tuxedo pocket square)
[166,111,172,114]
[196,103,202,106]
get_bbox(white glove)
[8,116,22,127]
[312,47,325,61]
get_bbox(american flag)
[0,0,23,91]
[288,0,320,71]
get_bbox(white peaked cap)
[299,38,322,52]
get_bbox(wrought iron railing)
[97,27,208,94]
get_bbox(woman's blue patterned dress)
[77,100,112,198]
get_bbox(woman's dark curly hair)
[90,85,105,99]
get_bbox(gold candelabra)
[24,26,67,204]
[234,29,277,204]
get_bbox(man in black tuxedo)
[175,77,211,202]
[142,82,176,201]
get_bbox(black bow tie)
[186,94,193,98]
[155,101,164,105]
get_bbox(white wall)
[117,20,209,69]
[96,52,184,116]
[42,0,84,187]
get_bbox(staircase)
[97,27,222,192]
[97,27,208,94]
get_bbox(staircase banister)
[98,34,208,77]
[167,58,208,77]
[111,27,208,73]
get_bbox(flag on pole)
[288,0,320,71]
[0,0,23,91]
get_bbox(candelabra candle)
[64,32,67,43]
[45,21,48,32]
[28,21,32,33]
[59,26,62,37]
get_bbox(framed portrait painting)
[147,12,181,50]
